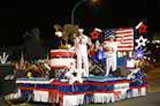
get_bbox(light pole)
[71,0,100,25]
[71,0,87,25]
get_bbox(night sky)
[0,0,160,46]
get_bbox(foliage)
[54,24,79,42]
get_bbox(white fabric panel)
[114,83,129,91]
[126,59,135,68]
[63,94,84,106]
[114,83,129,101]
[50,58,75,68]
[16,78,54,84]
[127,90,132,98]
[33,90,49,102]
[132,88,139,97]
[140,87,146,96]
[93,93,115,103]
[129,51,133,58]
[50,49,75,53]
[120,89,127,100]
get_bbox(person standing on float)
[89,28,103,56]
[74,28,92,77]
[102,35,123,76]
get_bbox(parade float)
[11,21,148,106]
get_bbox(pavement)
[147,66,160,92]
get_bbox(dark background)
[0,0,159,47]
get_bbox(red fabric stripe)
[116,31,133,35]
[51,66,72,69]
[19,87,59,92]
[116,28,133,31]
[129,85,148,90]
[116,34,133,38]
[50,55,75,58]
[120,42,134,44]
[50,52,75,58]
[19,86,147,95]
[116,39,133,42]
[118,46,133,48]
[49,81,132,86]
[117,50,133,52]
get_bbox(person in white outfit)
[74,28,92,77]
[102,35,123,76]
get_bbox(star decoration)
[135,36,147,50]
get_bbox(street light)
[71,0,99,25]
[71,0,86,25]
[92,0,99,4]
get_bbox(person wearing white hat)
[91,28,102,41]
[89,28,103,55]
[94,28,102,33]
[102,35,123,76]
[78,28,84,32]
[74,28,92,77]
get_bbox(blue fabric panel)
[117,58,127,67]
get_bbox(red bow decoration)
[138,25,148,35]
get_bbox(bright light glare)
[92,0,98,3]
[91,0,100,5]
[137,53,143,58]
[135,49,144,59]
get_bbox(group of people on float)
[73,27,124,77]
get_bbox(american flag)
[104,28,134,52]
[104,29,116,38]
